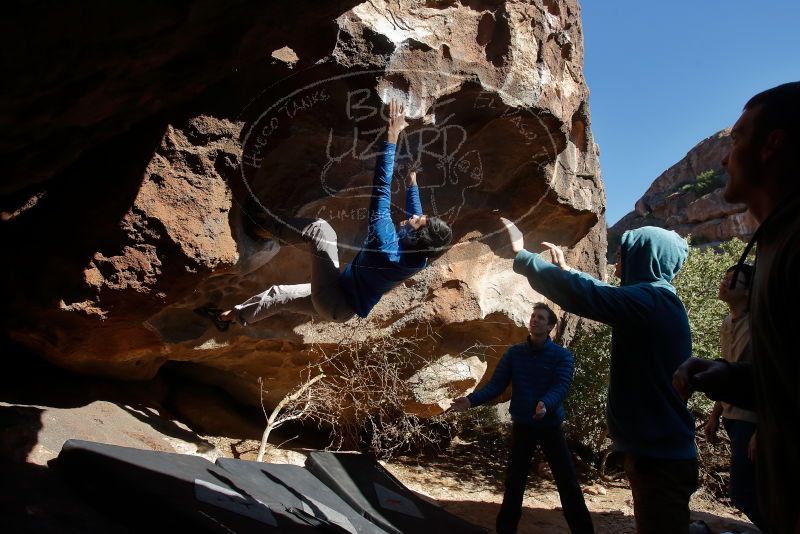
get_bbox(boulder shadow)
[0,404,130,532]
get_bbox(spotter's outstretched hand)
[500,217,524,253]
[541,242,572,271]
[448,397,472,413]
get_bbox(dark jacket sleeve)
[694,361,756,409]
[365,141,398,252]
[405,185,422,218]
[539,350,575,411]
[513,250,652,327]
[467,350,512,407]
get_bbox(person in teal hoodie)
[500,219,697,534]
[196,99,452,330]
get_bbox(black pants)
[496,423,594,534]
[623,454,698,534]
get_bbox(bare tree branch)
[257,373,325,462]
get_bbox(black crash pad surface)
[217,458,387,534]
[56,439,339,533]
[306,452,486,534]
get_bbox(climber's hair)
[401,216,453,258]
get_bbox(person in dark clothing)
[196,99,452,329]
[450,304,594,534]
[673,81,800,534]
[500,224,698,534]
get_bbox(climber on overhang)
[195,99,452,331]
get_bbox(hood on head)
[619,226,688,286]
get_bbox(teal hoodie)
[512,226,696,459]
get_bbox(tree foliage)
[677,169,727,196]
[564,321,611,453]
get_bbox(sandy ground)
[385,453,756,534]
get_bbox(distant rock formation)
[609,129,757,255]
[1,0,606,417]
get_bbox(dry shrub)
[262,326,461,458]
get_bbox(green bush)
[564,321,611,453]
[679,169,726,196]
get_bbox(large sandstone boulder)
[2,0,606,417]
[610,129,757,251]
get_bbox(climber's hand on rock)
[407,159,421,187]
[387,99,408,144]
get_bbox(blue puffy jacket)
[468,338,574,427]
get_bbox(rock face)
[609,129,757,252]
[2,1,606,416]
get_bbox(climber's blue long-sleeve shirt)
[467,338,575,427]
[339,142,426,317]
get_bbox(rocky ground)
[1,358,757,534]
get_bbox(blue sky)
[581,1,800,225]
